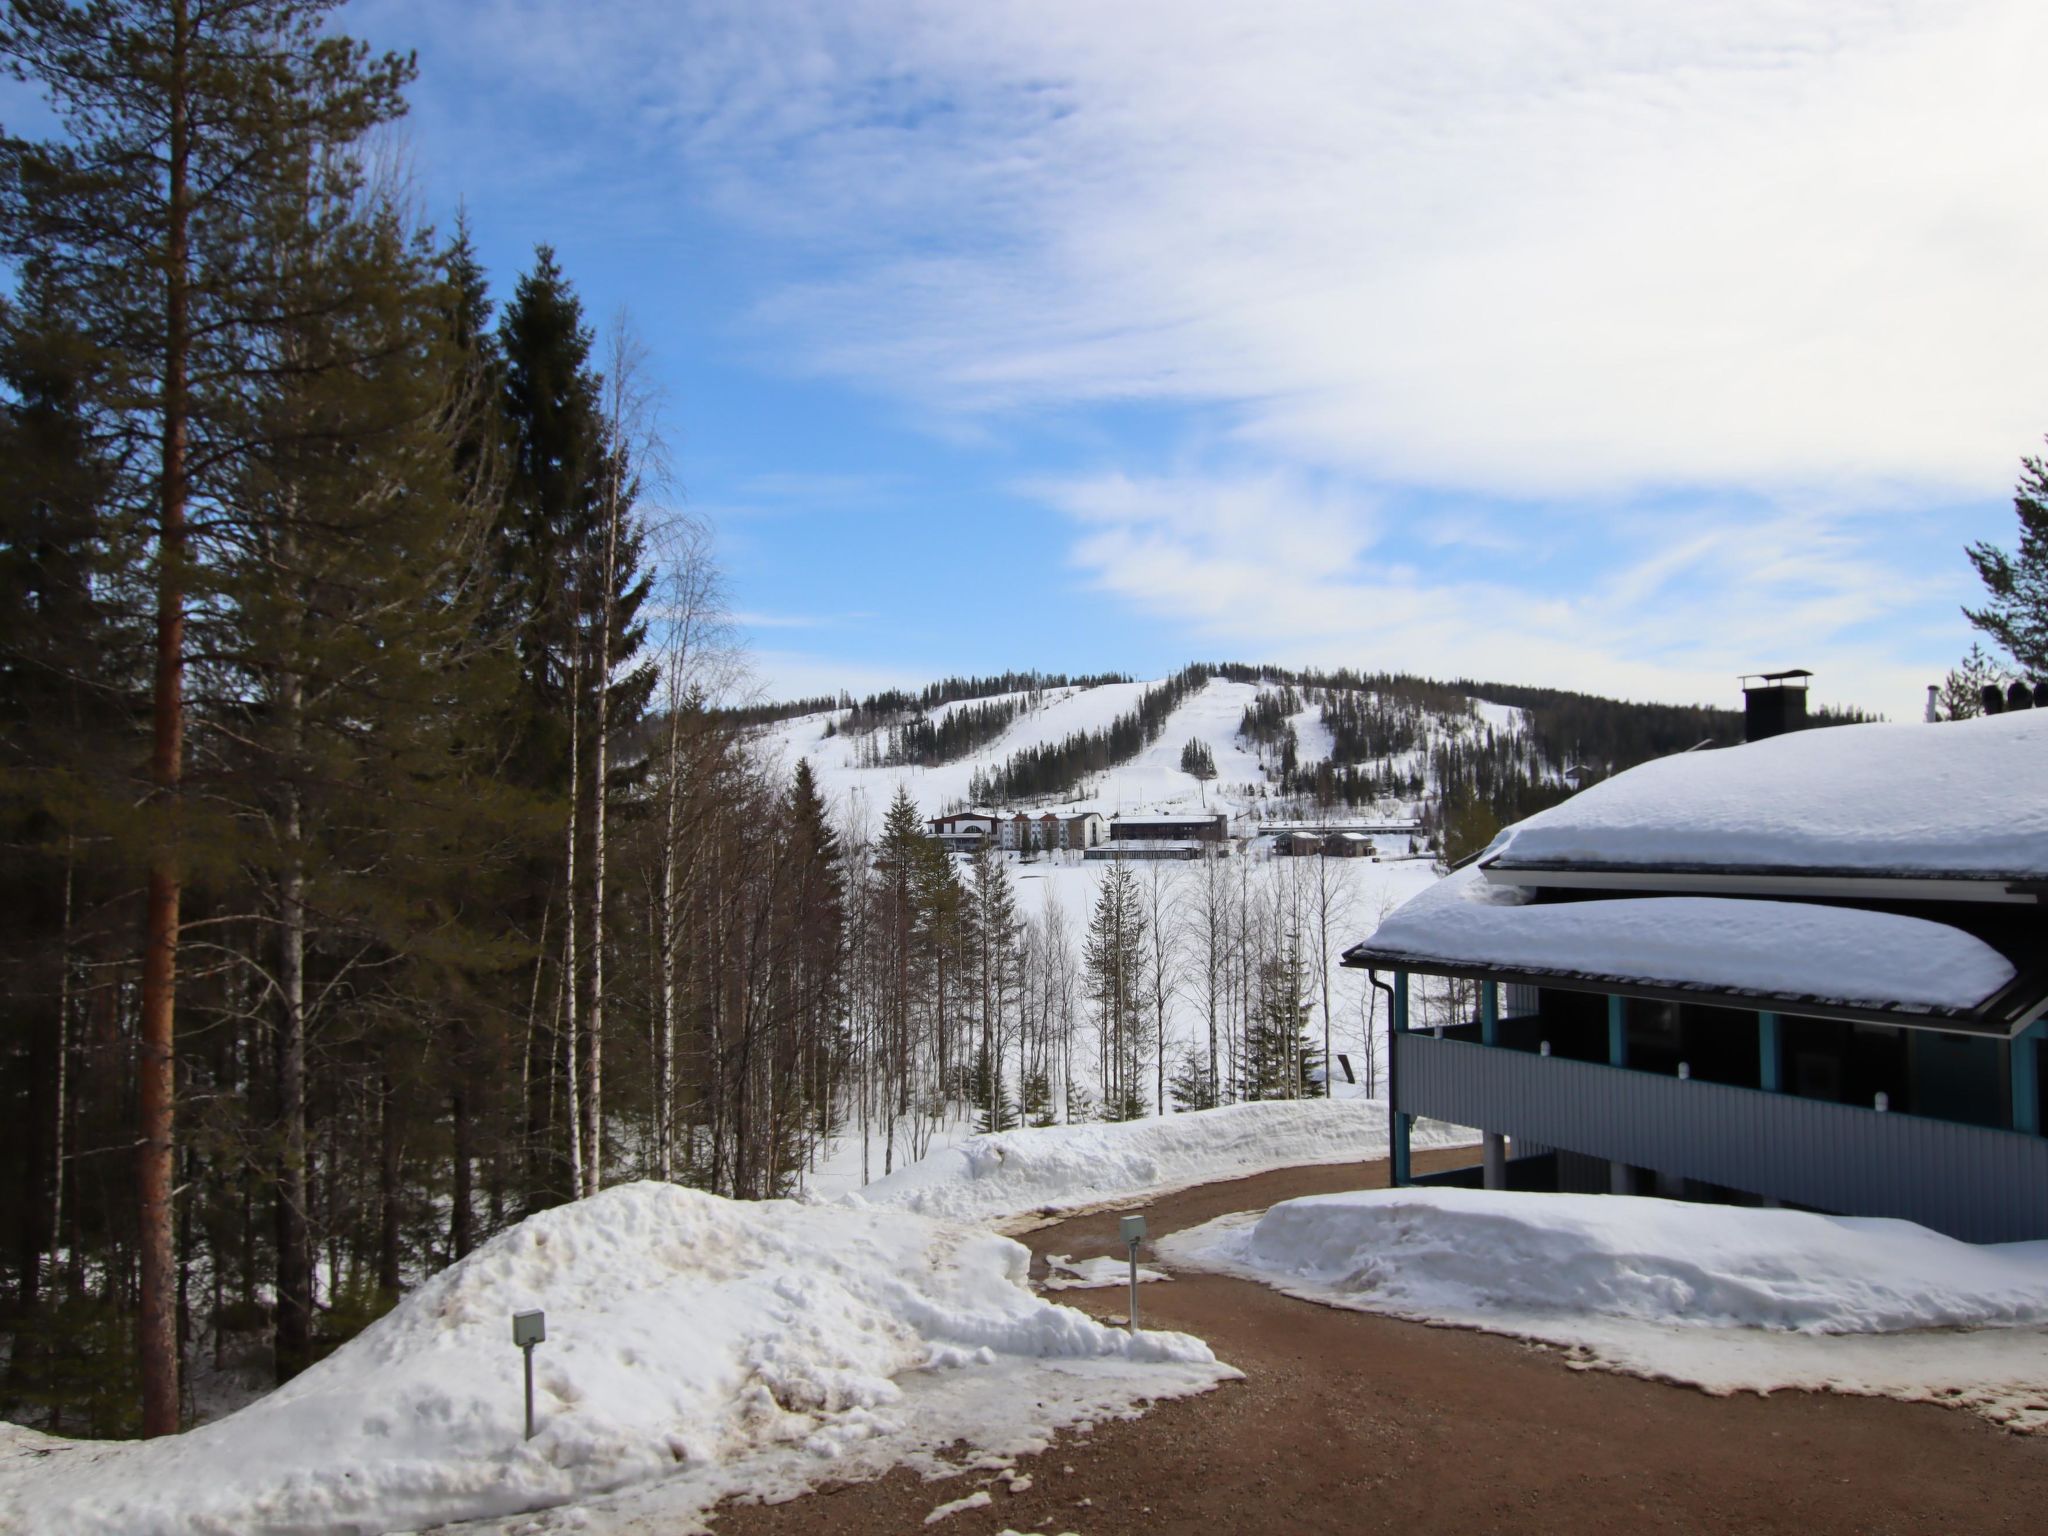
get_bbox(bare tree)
[1138,858,1184,1113]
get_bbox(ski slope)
[754,674,1473,824]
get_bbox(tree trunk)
[449,1046,474,1260]
[137,0,191,1435]
[274,770,313,1385]
[562,635,584,1201]
[585,490,619,1196]
[378,1070,402,1298]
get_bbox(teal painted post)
[1480,982,1499,1046]
[2015,1023,2044,1136]
[1391,972,1411,1186]
[1605,994,1630,1195]
[1758,1013,1781,1092]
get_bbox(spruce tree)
[496,247,655,1208]
[1965,444,2048,678]
[1086,863,1150,1121]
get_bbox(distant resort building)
[1109,811,1229,843]
[927,809,1103,855]
[1346,675,2048,1243]
[1256,819,1421,839]
[1084,839,1225,863]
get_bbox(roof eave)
[1478,860,2045,907]
[1339,946,2047,1041]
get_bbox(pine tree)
[1938,642,2013,721]
[970,1041,1018,1134]
[496,248,656,1208]
[1965,444,2048,677]
[1168,1048,1219,1111]
[218,179,519,1379]
[0,0,414,1434]
[1020,1067,1056,1128]
[1085,863,1150,1121]
[1248,937,1316,1100]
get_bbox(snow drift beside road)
[0,1184,1224,1536]
[1165,1187,2048,1333]
[1161,1187,2048,1430]
[852,1100,1477,1228]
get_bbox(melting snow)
[851,1099,1476,1229]
[1162,1187,2048,1429]
[0,1184,1227,1535]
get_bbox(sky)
[26,1,2048,716]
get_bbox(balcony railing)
[1394,1030,2048,1243]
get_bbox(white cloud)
[374,0,2041,705]
[1036,469,1955,714]
[647,0,2048,500]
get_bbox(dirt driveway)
[712,1150,2048,1534]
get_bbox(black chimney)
[1741,670,1812,743]
[2008,680,2035,713]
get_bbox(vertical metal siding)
[1394,1032,2048,1243]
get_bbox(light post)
[513,1310,546,1441]
[1120,1214,1147,1334]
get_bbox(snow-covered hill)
[754,673,1518,826]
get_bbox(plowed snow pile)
[854,1099,1475,1227]
[0,1184,1224,1535]
[1162,1188,2048,1429]
[1167,1188,2048,1331]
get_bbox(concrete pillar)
[1483,1133,1507,1190]
[2015,1023,2044,1136]
[1758,1012,1782,1092]
[1608,1161,1631,1196]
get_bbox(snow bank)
[1164,1188,2048,1334]
[1162,1188,2048,1429]
[853,1100,1476,1228]
[1353,865,2016,1014]
[1485,708,2048,882]
[0,1184,1222,1536]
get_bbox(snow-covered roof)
[1347,867,2020,1020]
[1483,711,2048,886]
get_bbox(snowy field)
[1160,1188,2048,1432]
[0,1184,1228,1535]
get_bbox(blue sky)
[26,1,2048,715]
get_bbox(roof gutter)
[1478,862,2044,907]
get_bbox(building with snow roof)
[1345,698,2048,1242]
[1085,838,1223,862]
[1110,811,1229,843]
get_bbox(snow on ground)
[1160,1187,2048,1430]
[0,1184,1229,1536]
[1042,1255,1170,1290]
[848,1100,1477,1230]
